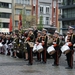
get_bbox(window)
[46,17,49,20]
[58,0,61,1]
[60,9,61,13]
[15,21,18,27]
[23,0,25,4]
[0,13,11,18]
[9,4,11,8]
[21,0,23,4]
[46,17,49,25]
[15,9,22,15]
[0,23,2,28]
[67,9,71,18]
[63,9,67,18]
[40,7,43,13]
[15,0,21,4]
[0,2,12,8]
[63,21,75,29]
[0,22,9,28]
[18,0,21,4]
[46,7,49,14]
[72,9,75,17]
[25,0,27,4]
[15,0,18,3]
[15,0,30,5]
[63,22,69,28]
[26,0,28,4]
[63,8,75,18]
[3,23,9,28]
[26,10,31,15]
[27,0,30,5]
[25,0,30,4]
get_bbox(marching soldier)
[65,26,75,69]
[47,34,53,58]
[59,34,65,58]
[52,30,60,66]
[41,29,48,63]
[23,40,28,61]
[35,30,42,62]
[26,28,35,65]
[23,31,29,60]
[47,34,53,47]
[33,27,38,41]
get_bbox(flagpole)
[23,5,26,29]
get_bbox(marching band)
[0,26,75,69]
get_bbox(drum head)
[33,50,37,53]
[38,49,43,53]
[49,51,56,55]
[64,50,70,54]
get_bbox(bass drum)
[47,45,56,55]
[61,45,70,54]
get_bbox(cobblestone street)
[0,53,75,75]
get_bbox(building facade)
[0,0,62,33]
[0,0,12,33]
[14,0,32,30]
[32,0,61,29]
[0,0,32,32]
[59,0,75,34]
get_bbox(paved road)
[0,53,75,75]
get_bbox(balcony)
[15,4,31,10]
[59,3,75,9]
[58,14,75,21]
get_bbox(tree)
[21,7,27,29]
[37,16,43,31]
[21,7,36,29]
[74,0,75,4]
[26,15,36,27]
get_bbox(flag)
[9,16,12,32]
[18,14,22,30]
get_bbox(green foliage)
[21,7,36,29]
[21,8,27,29]
[74,0,75,2]
[62,2,64,5]
[37,16,43,31]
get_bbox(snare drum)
[0,43,3,47]
[47,45,55,55]
[33,44,37,53]
[27,42,34,48]
[37,43,43,53]
[61,45,70,54]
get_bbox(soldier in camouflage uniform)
[16,34,24,58]
[13,34,18,58]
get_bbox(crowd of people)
[0,26,75,69]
